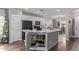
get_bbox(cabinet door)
[10,15,22,43]
[75,16,79,37]
[13,15,22,42]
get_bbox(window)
[0,16,9,43]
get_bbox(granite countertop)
[22,28,60,33]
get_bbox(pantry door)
[12,15,22,42]
[75,16,79,38]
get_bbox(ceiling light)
[25,8,28,10]
[36,11,40,14]
[44,13,47,15]
[56,9,60,12]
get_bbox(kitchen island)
[23,29,60,51]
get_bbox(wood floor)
[0,38,75,51]
[0,40,25,51]
[49,38,75,51]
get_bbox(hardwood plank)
[0,40,25,51]
[49,38,75,51]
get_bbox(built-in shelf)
[31,34,45,50]
[29,47,45,51]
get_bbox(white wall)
[66,14,74,39]
[66,11,79,39]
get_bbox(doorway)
[74,16,79,38]
[53,19,67,42]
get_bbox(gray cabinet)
[25,31,59,51]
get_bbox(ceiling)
[27,8,79,17]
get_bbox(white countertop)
[22,28,60,33]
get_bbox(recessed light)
[56,9,60,12]
[44,12,47,15]
[25,8,28,10]
[36,11,40,14]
